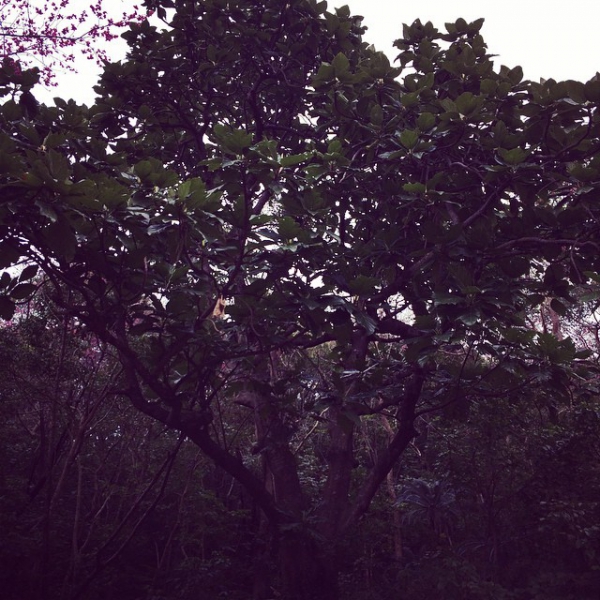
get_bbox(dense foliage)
[1,0,600,598]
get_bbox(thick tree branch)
[341,367,425,533]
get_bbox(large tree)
[2,0,600,597]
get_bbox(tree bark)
[341,368,425,532]
[278,531,340,600]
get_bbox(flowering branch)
[0,0,148,86]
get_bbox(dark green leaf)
[18,265,38,282]
[332,52,350,77]
[11,283,36,300]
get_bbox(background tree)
[1,1,600,598]
[0,291,260,600]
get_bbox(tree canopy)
[1,1,600,598]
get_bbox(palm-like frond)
[396,479,458,534]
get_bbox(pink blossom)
[0,0,147,86]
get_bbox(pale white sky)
[352,0,599,83]
[38,0,600,104]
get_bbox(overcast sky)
[352,0,599,83]
[38,0,600,105]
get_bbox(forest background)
[1,1,600,599]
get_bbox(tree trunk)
[278,531,339,600]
